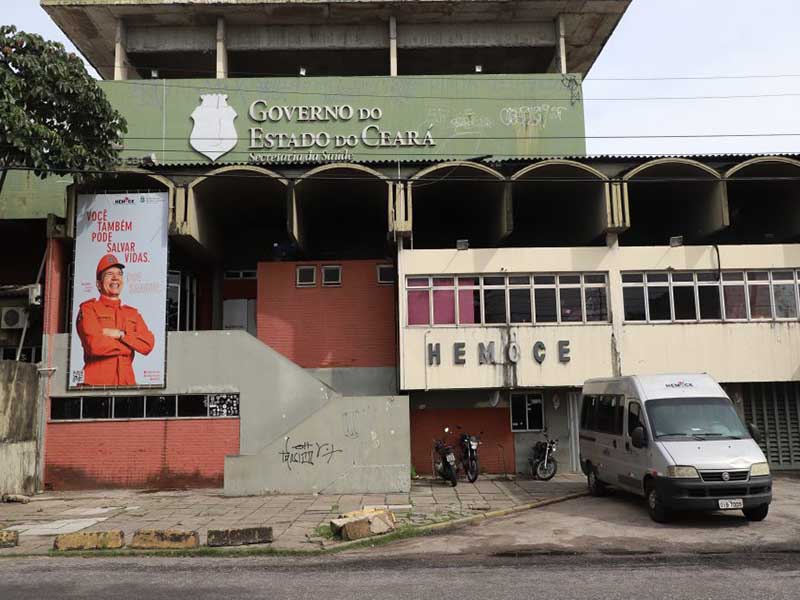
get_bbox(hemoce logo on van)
[665,381,694,389]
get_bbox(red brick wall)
[44,419,239,490]
[410,408,515,475]
[257,260,396,368]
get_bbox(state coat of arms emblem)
[189,94,238,162]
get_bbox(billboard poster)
[68,192,169,389]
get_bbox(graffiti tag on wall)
[279,437,343,471]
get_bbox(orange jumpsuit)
[76,295,155,386]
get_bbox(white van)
[579,374,772,523]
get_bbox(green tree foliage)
[0,25,127,193]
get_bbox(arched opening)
[722,157,800,243]
[508,160,610,247]
[409,161,506,249]
[293,164,391,259]
[622,159,725,246]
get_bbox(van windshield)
[646,397,750,440]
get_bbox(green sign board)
[100,75,585,166]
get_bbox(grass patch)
[311,523,335,540]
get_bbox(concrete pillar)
[114,19,128,81]
[216,17,228,79]
[389,17,398,76]
[555,14,567,74]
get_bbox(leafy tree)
[0,25,127,194]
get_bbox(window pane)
[458,289,481,324]
[698,286,722,320]
[407,277,428,287]
[534,275,555,285]
[673,286,697,320]
[432,277,453,286]
[297,266,316,285]
[114,396,144,419]
[585,288,608,322]
[747,271,769,281]
[724,285,747,319]
[509,289,532,323]
[560,288,583,322]
[773,271,794,281]
[51,398,81,420]
[697,272,719,282]
[622,273,643,283]
[178,394,208,417]
[167,283,180,332]
[559,274,580,285]
[584,274,606,284]
[407,290,430,325]
[207,393,240,417]
[647,273,668,283]
[774,284,798,318]
[458,277,478,286]
[146,395,176,418]
[483,276,504,286]
[623,287,646,321]
[433,290,456,325]
[527,398,543,431]
[628,403,643,436]
[322,266,341,285]
[509,276,529,285]
[82,397,112,419]
[484,289,507,323]
[511,394,527,430]
[377,265,395,283]
[534,288,557,323]
[723,272,744,281]
[748,285,772,319]
[671,273,693,282]
[647,286,671,321]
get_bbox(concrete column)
[114,19,128,81]
[216,17,228,79]
[605,232,624,376]
[555,14,567,74]
[389,16,398,76]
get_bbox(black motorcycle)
[528,432,558,481]
[433,427,458,487]
[458,430,481,483]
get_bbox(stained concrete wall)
[225,394,410,495]
[0,361,39,495]
[308,367,397,396]
[512,388,576,475]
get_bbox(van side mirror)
[747,422,762,444]
[631,427,647,449]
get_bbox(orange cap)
[96,254,125,278]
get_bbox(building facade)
[3,0,799,492]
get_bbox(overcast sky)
[9,0,800,156]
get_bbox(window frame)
[49,394,241,422]
[321,265,342,287]
[510,391,545,432]
[377,264,395,285]
[296,265,317,288]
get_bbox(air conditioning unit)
[1,307,28,330]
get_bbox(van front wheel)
[587,468,606,496]
[743,504,769,522]
[646,481,670,523]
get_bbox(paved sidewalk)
[0,474,585,555]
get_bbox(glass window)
[628,402,643,436]
[526,396,544,431]
[724,285,747,319]
[584,274,606,285]
[511,393,527,430]
[82,397,112,419]
[178,395,208,417]
[697,272,719,282]
[596,395,624,435]
[483,276,505,286]
[322,265,342,286]
[433,289,456,325]
[509,289,532,323]
[296,266,316,287]
[458,277,479,286]
[623,287,646,321]
[584,288,608,322]
[407,277,428,287]
[748,281,772,319]
[511,393,543,431]
[51,397,81,420]
[146,395,176,418]
[533,275,555,285]
[167,271,181,332]
[534,288,557,323]
[672,286,697,320]
[671,272,693,282]
[559,274,580,285]
[509,275,529,285]
[207,393,240,417]
[433,277,454,286]
[377,265,395,284]
[484,289,507,324]
[560,288,583,322]
[698,285,722,320]
[647,286,671,320]
[457,288,481,325]
[114,396,144,419]
[773,281,798,319]
[581,395,597,431]
[407,290,430,325]
[646,273,668,283]
[621,273,643,283]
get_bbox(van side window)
[580,395,597,430]
[596,395,624,435]
[628,402,643,436]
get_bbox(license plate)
[718,499,744,510]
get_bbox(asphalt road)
[1,554,798,600]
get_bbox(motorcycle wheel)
[536,457,557,481]
[445,463,458,487]
[467,458,479,483]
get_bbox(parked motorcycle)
[433,427,458,486]
[528,432,558,480]
[457,428,481,483]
